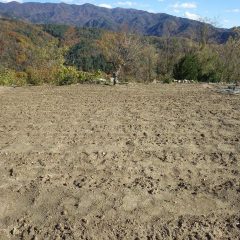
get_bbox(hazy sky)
[1,0,240,28]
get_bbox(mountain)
[0,1,236,43]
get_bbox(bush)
[0,68,27,86]
[173,51,222,83]
[173,54,201,81]
[56,65,79,85]
[0,68,15,85]
[26,65,108,86]
[78,69,109,84]
[199,71,220,83]
[14,71,28,86]
[25,68,43,85]
[78,71,89,83]
[26,66,59,85]
[161,74,174,84]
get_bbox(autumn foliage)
[0,18,240,86]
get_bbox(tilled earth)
[0,84,239,240]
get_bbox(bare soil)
[0,84,239,240]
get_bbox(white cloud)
[226,9,240,13]
[147,9,157,13]
[173,2,197,9]
[99,3,112,8]
[61,0,79,3]
[173,9,180,13]
[0,0,22,2]
[184,11,200,20]
[223,19,230,23]
[117,1,136,7]
[222,19,232,28]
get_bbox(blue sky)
[2,0,240,28]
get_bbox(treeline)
[0,18,239,86]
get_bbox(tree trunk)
[113,65,122,85]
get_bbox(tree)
[173,54,201,80]
[136,44,158,82]
[218,28,240,82]
[65,40,112,72]
[152,36,197,79]
[197,45,221,82]
[198,17,220,48]
[98,31,143,82]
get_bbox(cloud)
[223,19,230,23]
[0,0,22,2]
[226,9,240,13]
[99,3,112,8]
[147,9,157,13]
[184,11,200,20]
[173,9,180,13]
[173,2,197,9]
[117,1,136,7]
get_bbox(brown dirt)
[0,84,239,240]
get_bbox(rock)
[236,222,240,229]
[55,223,64,231]
[102,152,106,156]
[81,218,88,224]
[54,234,61,240]
[10,227,19,235]
[61,210,68,216]
[152,79,157,84]
[9,168,14,177]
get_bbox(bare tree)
[137,44,158,82]
[98,30,143,83]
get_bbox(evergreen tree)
[173,54,201,80]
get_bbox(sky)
[1,0,240,28]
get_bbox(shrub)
[161,74,174,84]
[78,71,89,83]
[26,68,43,85]
[78,69,109,84]
[14,71,28,86]
[0,68,27,86]
[0,68,15,85]
[173,54,201,81]
[26,66,59,85]
[56,65,79,85]
[199,71,220,83]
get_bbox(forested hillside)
[0,17,240,86]
[0,1,237,44]
[0,18,56,70]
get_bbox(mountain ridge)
[0,1,237,43]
